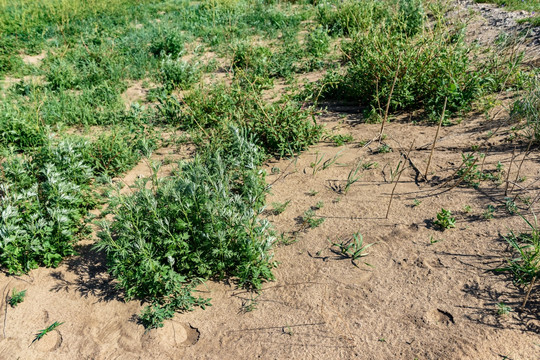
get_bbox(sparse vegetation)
[8,288,26,307]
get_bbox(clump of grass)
[312,0,523,122]
[433,208,456,230]
[496,213,540,307]
[330,231,374,267]
[8,288,26,307]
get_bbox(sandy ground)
[1,98,540,359]
[2,2,540,360]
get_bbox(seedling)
[463,205,472,213]
[310,152,341,176]
[8,288,26,307]
[313,201,324,210]
[31,322,64,346]
[271,167,280,174]
[412,199,421,207]
[483,205,496,220]
[277,232,297,246]
[433,208,456,230]
[329,134,354,146]
[429,235,442,245]
[504,198,518,215]
[271,200,290,215]
[307,190,319,196]
[362,161,378,170]
[331,231,374,267]
[302,209,325,229]
[496,302,512,316]
[344,162,362,194]
[376,143,392,154]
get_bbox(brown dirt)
[1,100,540,359]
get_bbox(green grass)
[475,0,539,13]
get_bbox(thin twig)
[424,97,447,180]
[522,275,536,308]
[511,136,535,196]
[379,54,402,139]
[504,147,516,196]
[386,140,415,219]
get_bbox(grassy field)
[1,0,539,353]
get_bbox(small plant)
[412,199,421,207]
[331,231,374,267]
[277,232,297,246]
[505,198,518,215]
[313,201,324,210]
[429,235,442,245]
[376,143,392,154]
[307,190,319,196]
[272,200,291,215]
[311,152,341,175]
[496,302,512,316]
[463,205,472,213]
[302,209,325,229]
[344,162,362,194]
[329,134,354,147]
[483,205,496,220]
[433,208,456,230]
[496,214,540,296]
[362,161,378,170]
[31,321,64,346]
[271,167,280,174]
[8,288,26,307]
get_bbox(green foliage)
[496,302,512,316]
[150,30,185,57]
[8,288,26,307]
[31,321,64,346]
[433,208,456,230]
[457,153,504,188]
[271,200,291,215]
[331,231,373,267]
[313,0,522,121]
[328,133,354,146]
[302,208,324,228]
[0,140,95,274]
[159,58,202,91]
[512,76,540,142]
[156,83,323,157]
[96,128,276,328]
[496,214,540,287]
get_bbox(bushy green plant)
[159,58,202,91]
[313,0,521,121]
[156,83,322,157]
[96,128,276,328]
[149,29,185,57]
[0,140,94,274]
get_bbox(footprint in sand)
[34,329,63,352]
[142,321,200,348]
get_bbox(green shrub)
[159,58,201,91]
[96,128,275,328]
[512,75,540,142]
[157,83,323,157]
[0,140,94,274]
[149,30,185,57]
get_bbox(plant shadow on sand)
[50,244,124,302]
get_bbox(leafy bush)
[159,58,202,91]
[156,83,323,157]
[87,128,156,176]
[149,29,185,57]
[313,1,522,121]
[512,75,540,142]
[0,140,94,274]
[96,128,275,328]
